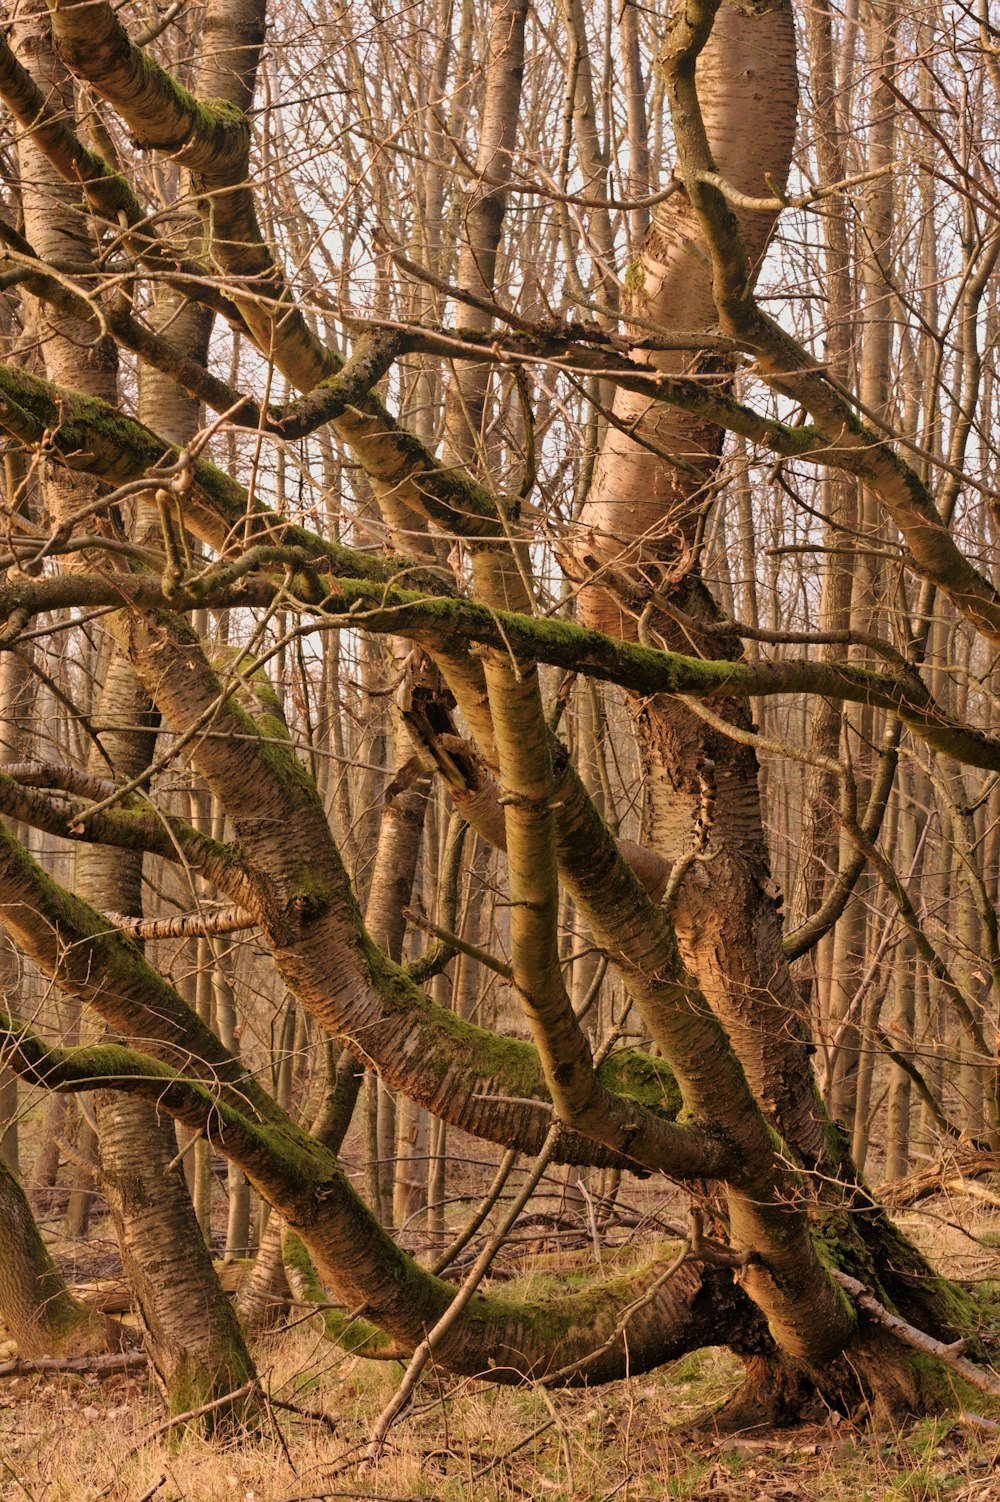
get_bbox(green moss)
[466,1248,685,1358]
[200,96,249,130]
[624,257,646,292]
[811,1206,881,1287]
[810,1191,983,1377]
[282,1231,393,1356]
[598,1049,682,1118]
[369,946,685,1133]
[165,1346,259,1438]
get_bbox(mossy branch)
[1,569,996,774]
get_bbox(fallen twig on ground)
[0,1351,147,1379]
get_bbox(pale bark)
[574,1,831,1175]
[7,2,260,1426]
[442,0,530,466]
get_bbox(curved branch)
[0,1010,766,1384]
[0,33,242,328]
[0,753,702,1173]
[47,0,333,392]
[661,0,1000,646]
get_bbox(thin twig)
[363,1125,565,1464]
[125,1379,260,1453]
[402,907,512,981]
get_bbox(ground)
[3,1346,1000,1501]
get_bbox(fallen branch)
[831,1270,1000,1400]
[958,1412,1000,1435]
[0,1350,148,1379]
[881,1150,1000,1208]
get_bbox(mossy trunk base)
[711,1328,960,1435]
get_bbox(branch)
[47,0,334,393]
[0,1019,760,1385]
[5,563,999,776]
[0,762,256,903]
[0,34,242,328]
[0,1352,147,1379]
[0,342,429,566]
[107,907,257,940]
[783,725,901,960]
[695,160,900,214]
[831,1271,1000,1401]
[292,581,1000,774]
[659,0,1000,647]
[872,1027,961,1144]
[403,906,512,980]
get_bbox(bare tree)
[0,0,998,1447]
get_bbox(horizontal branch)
[107,907,257,940]
[0,1352,148,1379]
[0,1015,308,1175]
[0,763,259,906]
[695,160,900,214]
[280,580,1000,774]
[3,562,997,775]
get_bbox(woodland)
[1,0,1000,1495]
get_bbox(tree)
[0,0,998,1448]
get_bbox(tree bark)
[0,1155,114,1358]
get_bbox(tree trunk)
[95,1096,257,1429]
[8,3,260,1428]
[0,1157,114,1358]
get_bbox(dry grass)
[3,1332,999,1501]
[2,1192,1000,1501]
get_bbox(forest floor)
[2,1189,1000,1501]
[3,1339,1000,1502]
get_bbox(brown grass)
[3,1329,999,1501]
